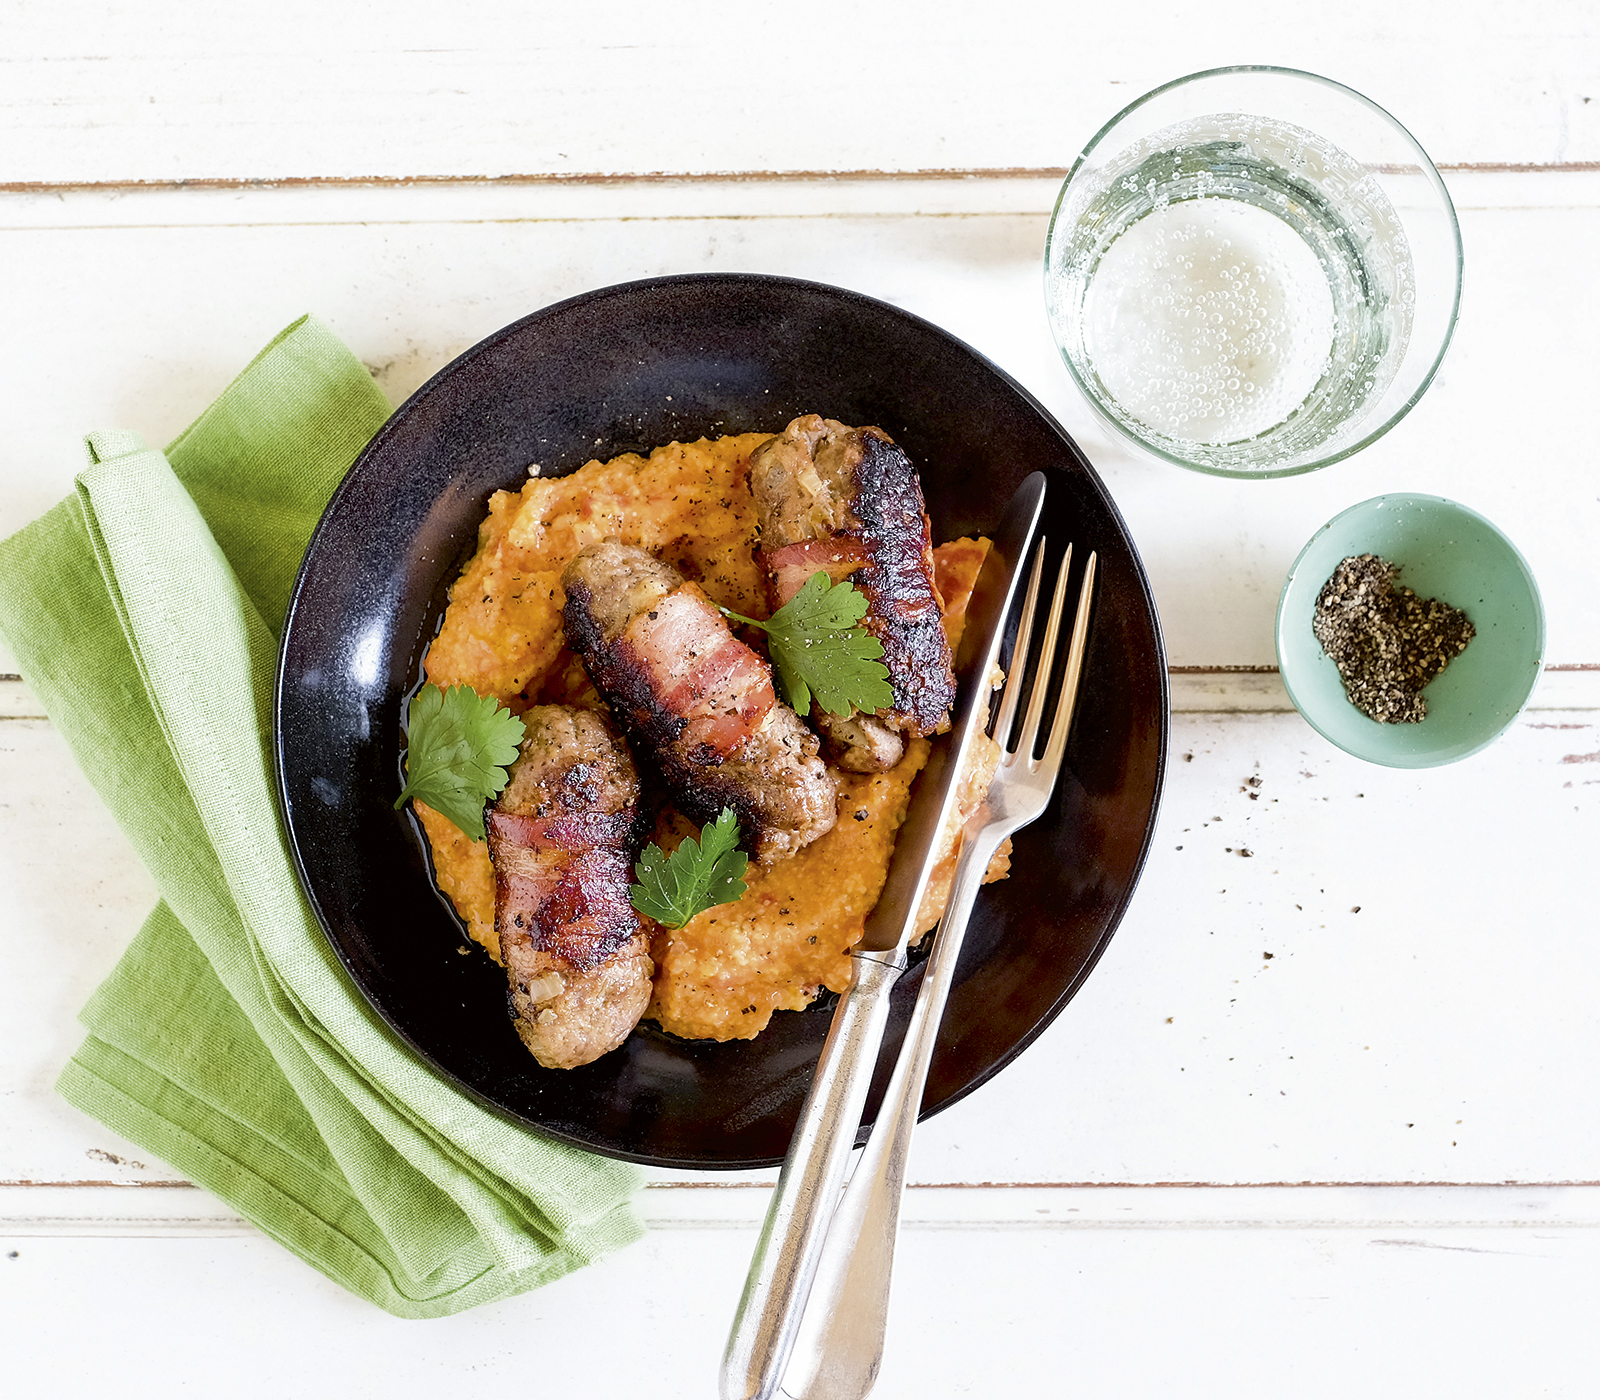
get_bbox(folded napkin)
[0,316,645,1317]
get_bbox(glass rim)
[1043,65,1465,479]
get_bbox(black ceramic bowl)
[275,273,1167,1170]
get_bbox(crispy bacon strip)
[487,808,639,855]
[750,415,957,771]
[488,821,640,973]
[620,588,776,760]
[563,541,838,863]
[759,535,873,606]
[486,705,653,1070]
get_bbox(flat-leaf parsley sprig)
[722,572,895,717]
[630,807,750,929]
[394,683,526,842]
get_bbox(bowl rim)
[1273,491,1546,767]
[272,271,1173,1168]
[1043,65,1465,480]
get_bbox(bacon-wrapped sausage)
[486,704,652,1069]
[749,415,957,772]
[562,540,837,864]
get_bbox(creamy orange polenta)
[414,433,1004,1042]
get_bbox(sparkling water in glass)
[1045,70,1461,478]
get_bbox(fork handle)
[719,947,905,1400]
[779,817,1009,1400]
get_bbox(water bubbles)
[1048,111,1416,468]
[1081,197,1336,443]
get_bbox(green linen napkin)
[0,316,645,1317]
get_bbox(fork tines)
[993,541,1098,765]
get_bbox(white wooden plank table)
[3,5,1597,1396]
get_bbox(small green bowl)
[1276,494,1544,767]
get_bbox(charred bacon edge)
[488,810,644,974]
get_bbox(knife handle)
[778,821,1008,1400]
[719,949,903,1400]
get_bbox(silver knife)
[718,471,1048,1400]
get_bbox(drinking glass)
[1044,67,1462,477]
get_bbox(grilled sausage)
[562,540,837,863]
[749,415,956,771]
[486,704,652,1069]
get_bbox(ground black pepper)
[1312,554,1475,724]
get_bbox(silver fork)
[778,540,1097,1400]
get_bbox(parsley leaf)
[630,807,750,928]
[394,683,526,842]
[723,572,895,717]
